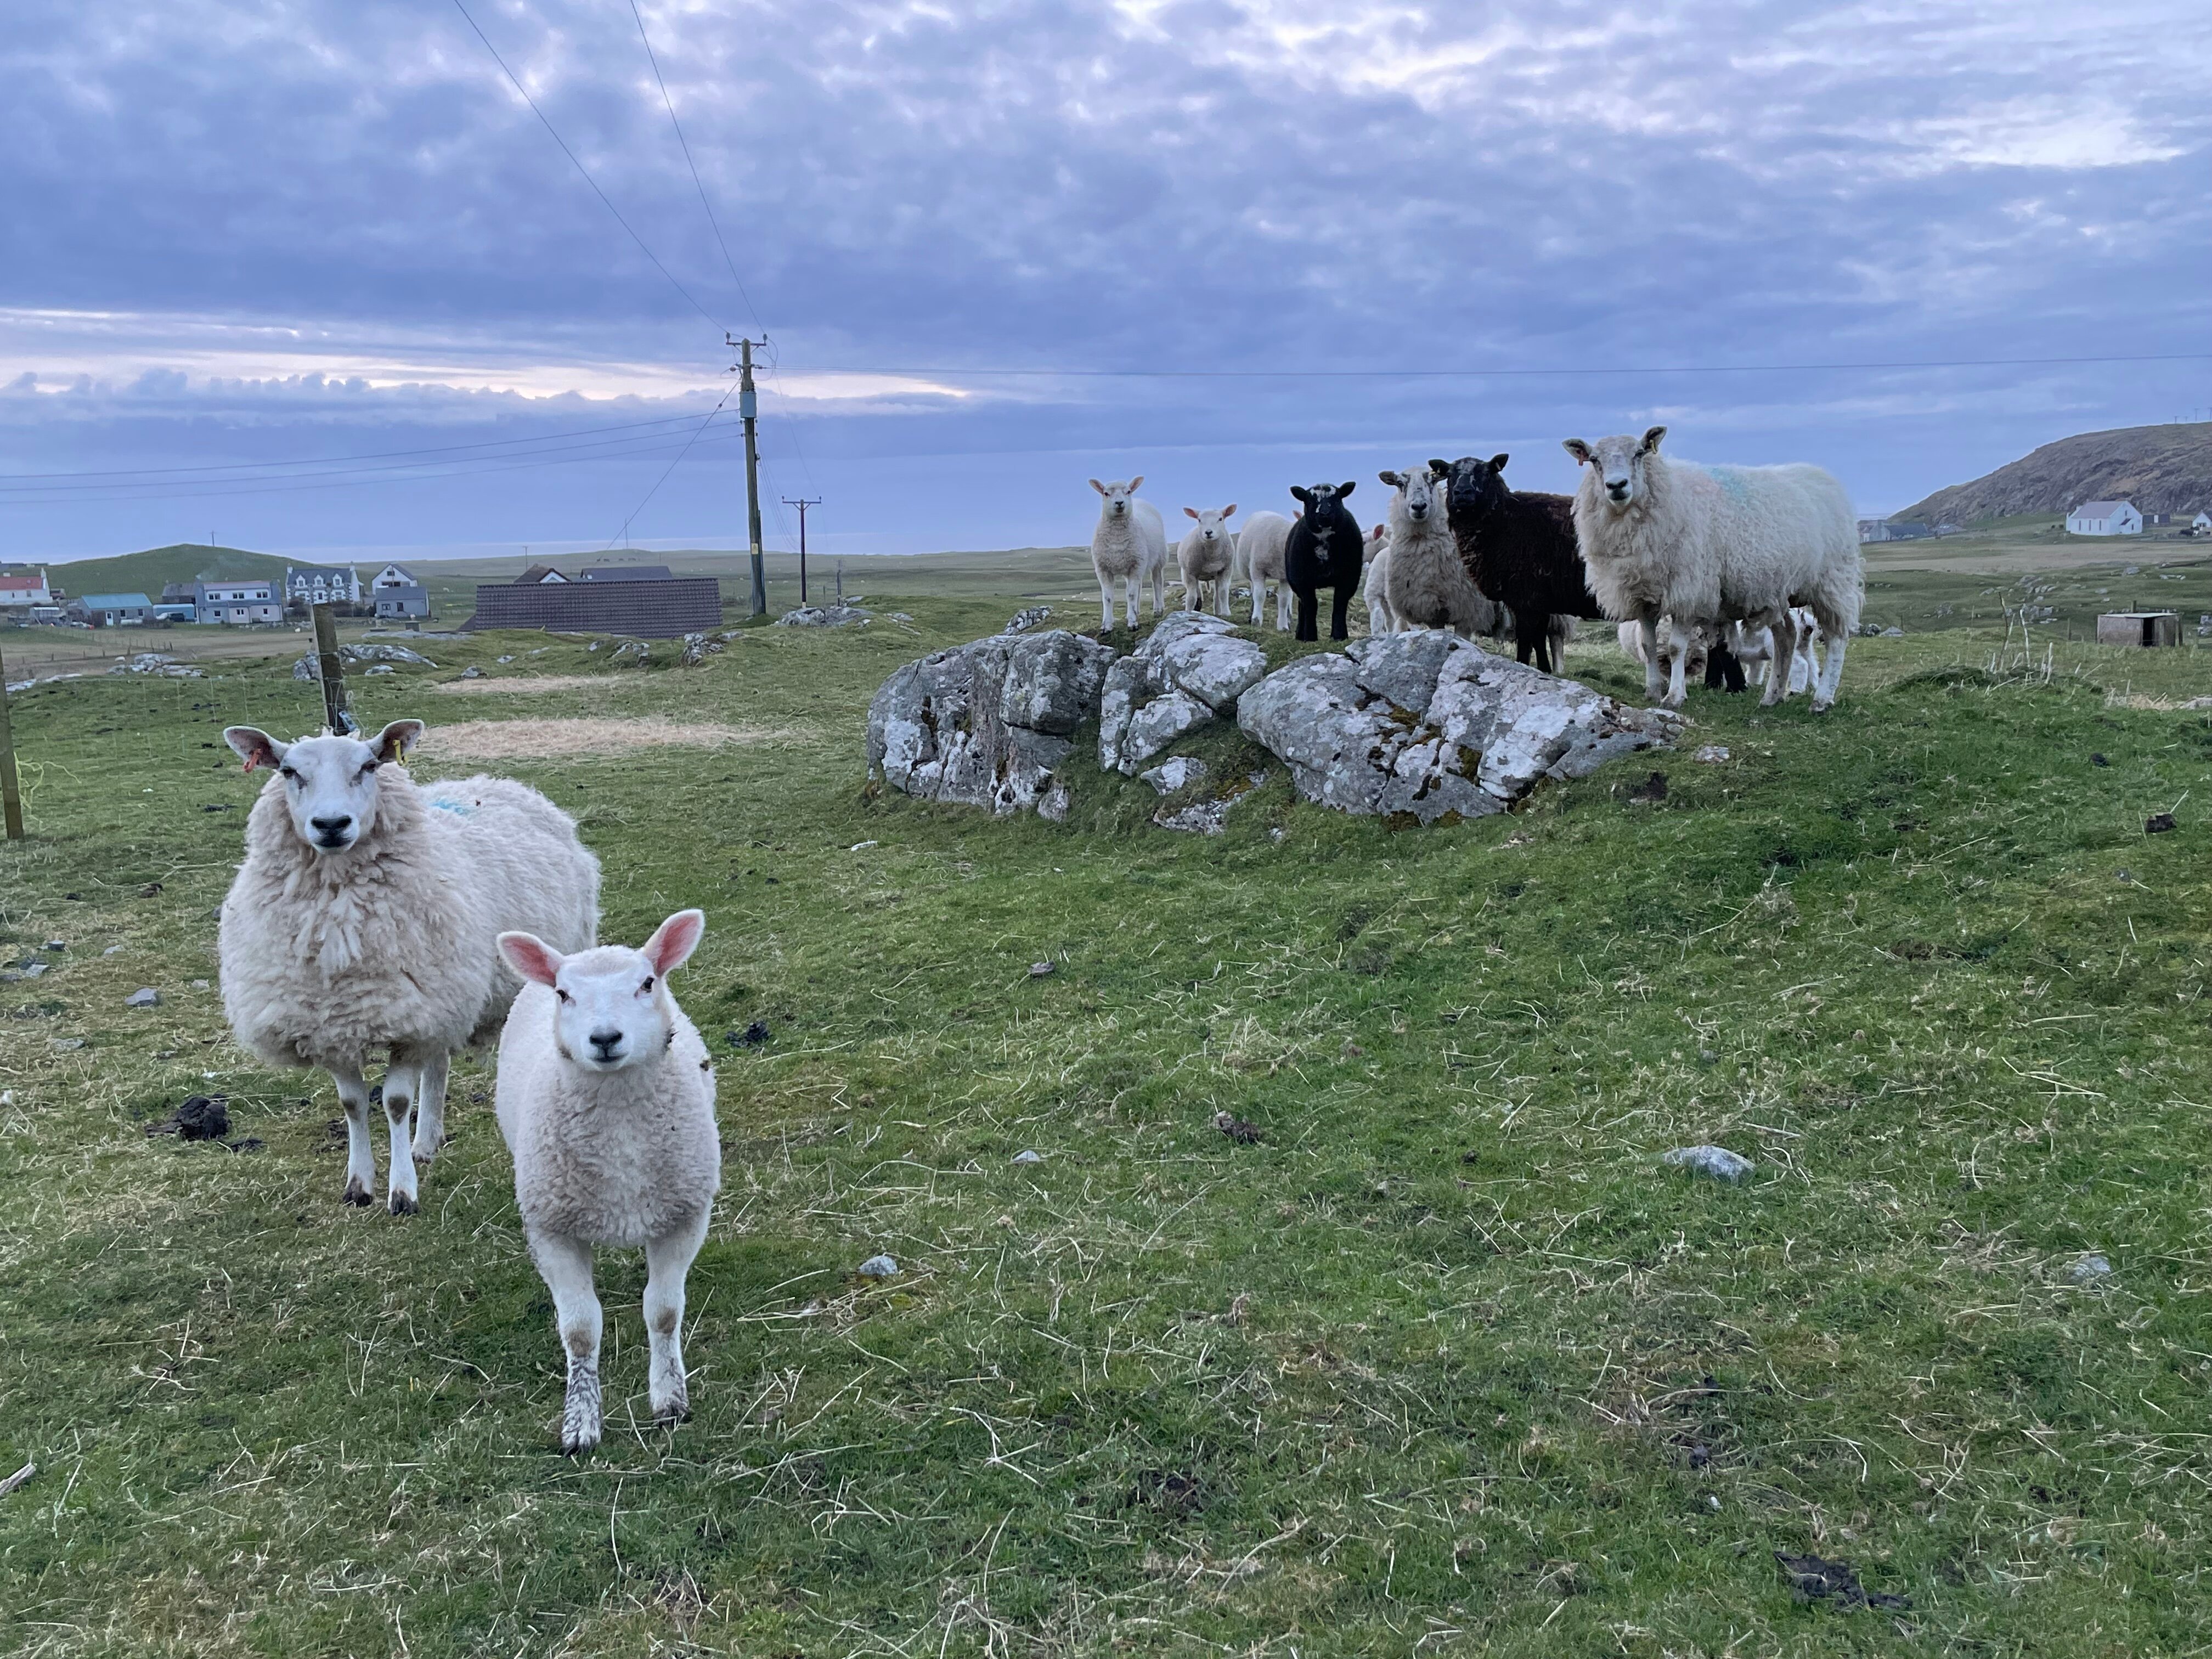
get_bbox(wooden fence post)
[313,603,354,735]
[0,632,23,839]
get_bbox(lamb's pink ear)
[1089,478,1107,496]
[1640,425,1667,453]
[1128,475,1143,490]
[371,719,424,764]
[1563,439,1593,465]
[1221,504,1236,518]
[498,932,565,988]
[1183,506,1200,519]
[642,909,706,977]
[224,726,287,772]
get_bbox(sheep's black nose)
[310,814,352,836]
[588,1030,624,1056]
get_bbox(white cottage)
[2067,500,2142,537]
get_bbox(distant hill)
[37,543,296,599]
[1899,422,2212,523]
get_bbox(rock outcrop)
[867,630,1118,819]
[1097,613,1269,774]
[1237,630,1680,822]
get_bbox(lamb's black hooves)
[388,1192,419,1216]
[341,1182,373,1207]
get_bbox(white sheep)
[219,720,600,1214]
[1564,426,1861,710]
[1176,503,1239,616]
[1088,477,1169,629]
[494,910,718,1455]
[1238,510,1294,630]
[1362,524,1400,636]
[1377,464,1499,637]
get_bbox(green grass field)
[4,572,2212,1656]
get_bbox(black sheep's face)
[1292,482,1348,522]
[1442,456,1506,520]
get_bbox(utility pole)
[729,334,768,617]
[0,631,24,839]
[781,495,820,603]
[312,602,354,736]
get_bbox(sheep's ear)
[1428,458,1453,476]
[1127,475,1143,492]
[1489,453,1510,472]
[1640,426,1667,453]
[224,726,287,772]
[370,719,424,764]
[498,931,564,988]
[1379,470,1402,487]
[1221,504,1236,518]
[1563,439,1593,465]
[1089,478,1107,496]
[642,909,706,977]
[1338,481,1356,498]
[1290,485,1312,503]
[1183,506,1200,520]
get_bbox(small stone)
[1214,1111,1261,1144]
[1028,961,1056,978]
[2116,868,2132,883]
[2091,753,2109,768]
[22,962,47,979]
[103,945,125,956]
[190,979,209,991]
[1662,1144,1753,1183]
[1139,756,1210,796]
[126,988,161,1008]
[1693,745,1730,764]
[43,941,65,952]
[460,665,486,680]
[138,882,162,897]
[2068,1252,2113,1284]
[856,1254,900,1278]
[1012,1150,1045,1165]
[495,654,515,664]
[850,840,878,852]
[2146,812,2177,834]
[51,1039,84,1052]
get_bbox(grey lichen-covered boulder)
[1237,631,1681,822]
[868,629,1119,819]
[777,604,871,628]
[1097,613,1270,775]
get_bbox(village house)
[194,577,284,625]
[2067,500,2142,537]
[369,562,431,619]
[285,562,362,608]
[67,591,155,627]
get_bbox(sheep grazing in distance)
[218,720,599,1214]
[1286,481,1364,641]
[495,911,718,1454]
[1088,477,1169,631]
[1176,504,1239,616]
[1564,427,1861,709]
[1362,524,1400,636]
[1378,464,1498,637]
[1238,510,1295,630]
[1434,453,1605,674]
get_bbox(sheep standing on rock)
[495,910,718,1455]
[1378,464,1499,637]
[1238,510,1294,631]
[1088,477,1169,631]
[1361,524,1399,636]
[1564,427,1861,710]
[1435,454,1604,674]
[1286,481,1364,642]
[1176,504,1238,616]
[218,720,600,1214]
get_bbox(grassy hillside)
[1899,421,2212,523]
[3,595,2211,1655]
[38,543,295,600]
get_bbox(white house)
[2067,500,2142,537]
[0,568,52,611]
[370,562,430,620]
[285,563,362,606]
[2193,511,2211,534]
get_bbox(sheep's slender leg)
[642,1208,710,1424]
[1125,575,1139,630]
[1275,583,1291,633]
[1294,589,1317,642]
[1811,633,1846,712]
[1638,618,1664,702]
[410,1049,450,1170]
[528,1230,604,1454]
[1098,575,1115,633]
[330,1065,376,1206]
[1153,564,1166,618]
[1663,638,1689,708]
[382,1057,419,1215]
[1761,616,1796,707]
[1329,587,1352,641]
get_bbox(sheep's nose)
[588,1029,624,1057]
[310,814,352,837]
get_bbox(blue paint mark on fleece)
[430,795,475,817]
[1709,466,1753,502]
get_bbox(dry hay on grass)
[2104,691,2212,712]
[417,715,803,761]
[432,674,619,695]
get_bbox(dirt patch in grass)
[432,674,621,695]
[417,716,804,760]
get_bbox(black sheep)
[1434,454,1609,674]
[1286,481,1363,641]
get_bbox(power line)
[605,381,736,548]
[776,350,2212,379]
[450,0,723,330]
[626,0,758,335]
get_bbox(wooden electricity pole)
[782,495,820,603]
[0,633,23,839]
[312,603,354,735]
[730,334,768,617]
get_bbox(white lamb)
[495,910,718,1455]
[219,720,600,1214]
[1362,523,1400,636]
[1238,510,1294,630]
[1088,477,1168,629]
[1176,503,1239,616]
[1378,463,1498,637]
[1564,426,1861,710]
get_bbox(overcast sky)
[5,0,2209,563]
